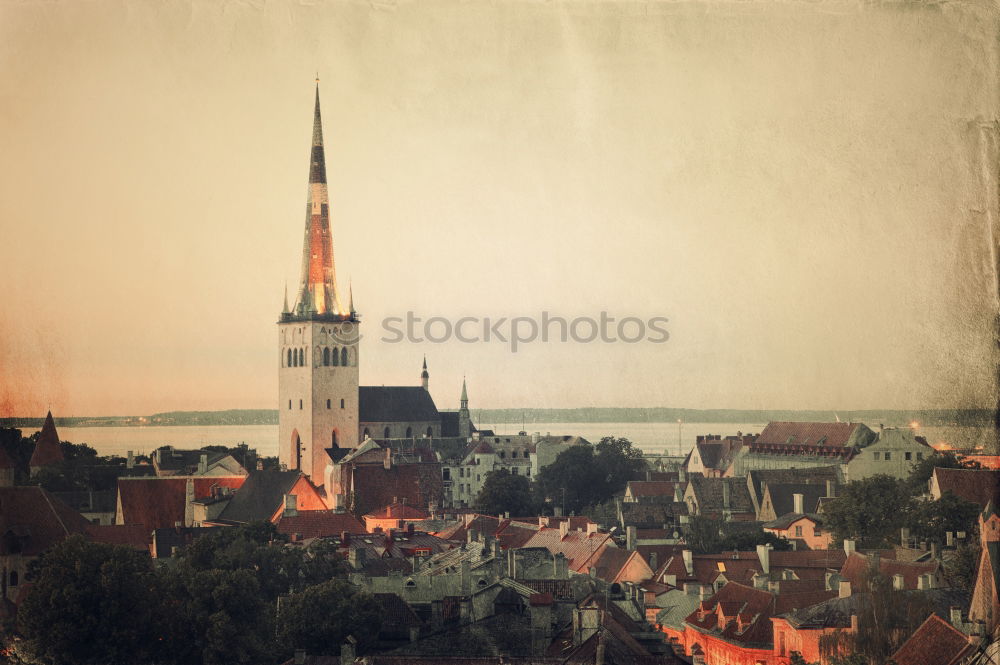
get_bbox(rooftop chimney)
[626,526,637,551]
[682,549,694,575]
[825,479,835,498]
[839,580,852,598]
[284,494,298,517]
[126,450,134,469]
[946,531,954,547]
[559,521,569,538]
[198,453,208,474]
[843,539,856,555]
[756,544,771,575]
[950,607,963,629]
[384,447,392,470]
[901,527,911,547]
[793,493,804,515]
[722,482,731,509]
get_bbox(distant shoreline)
[1,407,995,429]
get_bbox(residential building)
[683,476,756,521]
[846,428,935,481]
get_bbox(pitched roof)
[117,476,246,529]
[625,481,678,498]
[359,386,440,423]
[765,483,830,517]
[349,463,444,516]
[889,613,973,665]
[520,527,612,572]
[685,582,835,648]
[695,441,726,469]
[214,470,306,524]
[763,513,824,531]
[839,551,939,590]
[365,503,430,520]
[274,510,364,539]
[0,486,90,555]
[153,448,242,475]
[688,477,754,514]
[29,411,64,468]
[932,467,1000,509]
[757,421,870,447]
[373,592,423,629]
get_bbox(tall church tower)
[278,82,359,482]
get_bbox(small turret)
[420,356,429,391]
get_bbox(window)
[526,468,530,476]
[340,399,345,409]
[299,399,303,410]
[332,347,339,366]
[327,399,331,409]
[426,427,433,437]
[884,452,891,461]
[512,467,518,475]
[917,452,924,460]
[384,427,391,438]
[287,349,292,367]
[443,468,451,481]
[905,452,912,461]
[512,451,518,458]
[499,451,505,459]
[341,347,348,366]
[288,400,292,410]
[795,525,803,537]
[405,427,413,438]
[874,452,881,461]
[323,348,330,366]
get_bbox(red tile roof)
[889,613,973,665]
[932,468,1000,509]
[349,463,444,516]
[839,551,939,590]
[0,486,90,555]
[365,503,430,520]
[520,527,611,572]
[274,510,363,539]
[116,476,246,529]
[757,421,867,447]
[29,411,64,468]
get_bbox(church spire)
[293,80,345,318]
[461,376,468,405]
[420,355,429,391]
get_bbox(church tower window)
[323,348,330,366]
[405,427,413,438]
[341,347,348,366]
[326,399,331,409]
[340,399,345,409]
[332,347,339,366]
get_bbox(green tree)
[275,579,382,657]
[535,437,645,515]
[906,491,980,547]
[594,436,646,495]
[535,445,603,514]
[684,516,791,554]
[17,536,160,665]
[474,469,537,516]
[822,475,915,548]
[905,450,980,496]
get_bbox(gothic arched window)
[384,427,391,438]
[341,347,348,366]
[326,399,331,409]
[331,347,339,366]
[405,427,413,438]
[323,348,330,366]
[287,349,292,367]
[340,398,345,409]
[426,427,433,437]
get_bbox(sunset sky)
[1,0,996,416]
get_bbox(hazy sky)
[1,0,997,416]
